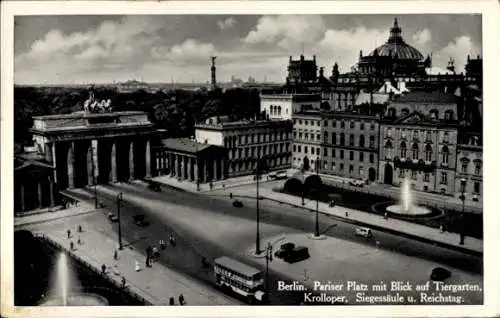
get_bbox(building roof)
[160,138,213,154]
[355,92,390,105]
[391,90,457,104]
[368,18,424,61]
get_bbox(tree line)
[14,86,262,144]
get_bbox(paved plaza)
[247,233,483,305]
[18,210,242,306]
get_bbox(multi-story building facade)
[455,133,482,201]
[378,90,460,194]
[195,116,293,177]
[321,112,380,181]
[260,93,321,120]
[291,111,323,172]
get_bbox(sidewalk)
[14,202,96,227]
[32,217,240,306]
[153,175,482,255]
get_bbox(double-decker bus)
[213,256,267,304]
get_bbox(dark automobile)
[274,242,295,258]
[233,200,244,208]
[147,182,161,192]
[430,267,451,281]
[133,214,149,227]
[108,212,118,222]
[284,246,310,263]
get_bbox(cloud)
[433,35,481,73]
[243,15,326,51]
[152,39,216,64]
[412,29,431,45]
[217,17,236,30]
[314,26,389,72]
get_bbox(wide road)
[65,181,482,305]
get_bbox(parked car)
[233,200,243,208]
[108,212,118,222]
[355,227,373,238]
[349,178,365,187]
[274,242,295,258]
[267,172,277,180]
[283,246,310,263]
[275,170,288,180]
[430,267,451,281]
[328,200,336,207]
[133,214,149,227]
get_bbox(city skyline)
[14,14,482,85]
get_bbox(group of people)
[145,234,177,267]
[67,225,84,250]
[169,294,185,306]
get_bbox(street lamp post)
[255,156,262,255]
[459,178,466,245]
[117,192,123,250]
[314,157,320,237]
[265,242,273,295]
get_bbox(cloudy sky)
[14,14,481,85]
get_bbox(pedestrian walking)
[69,241,74,250]
[114,249,118,260]
[135,260,141,272]
[121,277,126,288]
[384,212,388,220]
[439,225,444,233]
[77,236,82,245]
[169,235,176,247]
[152,246,159,261]
[178,294,185,305]
[101,264,106,274]
[77,225,82,233]
[146,256,150,267]
[169,297,175,305]
[345,211,348,218]
[67,229,71,238]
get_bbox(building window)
[349,134,355,146]
[400,141,407,158]
[324,132,328,142]
[399,169,405,178]
[360,122,365,130]
[440,172,447,185]
[299,120,303,124]
[331,162,336,170]
[424,144,432,162]
[475,162,482,175]
[341,121,345,128]
[305,120,309,126]
[340,150,344,159]
[304,133,308,140]
[370,123,375,130]
[444,110,454,121]
[324,120,328,126]
[339,163,344,171]
[316,134,320,141]
[304,146,308,154]
[350,121,355,129]
[317,147,320,155]
[349,165,354,173]
[298,145,301,152]
[332,149,336,158]
[332,120,336,128]
[317,121,320,127]
[411,170,417,180]
[474,182,480,194]
[324,148,328,156]
[369,136,375,148]
[359,152,364,162]
[340,133,345,145]
[424,173,430,182]
[369,153,374,163]
[385,140,393,158]
[441,146,449,165]
[293,145,296,152]
[349,151,354,160]
[412,143,419,160]
[359,135,365,148]
[311,147,315,155]
[461,162,468,173]
[332,132,337,144]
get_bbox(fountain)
[385,179,431,216]
[39,251,109,306]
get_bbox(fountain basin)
[386,204,432,216]
[39,293,109,306]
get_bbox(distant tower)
[447,57,455,74]
[211,56,217,90]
